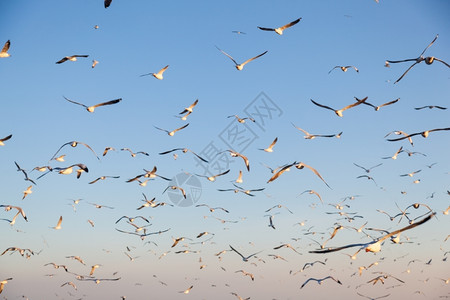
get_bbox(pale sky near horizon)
[1,0,449,299]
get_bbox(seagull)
[301,260,327,271]
[227,115,255,123]
[229,245,262,262]
[257,18,302,35]
[232,31,246,35]
[267,162,296,183]
[387,128,450,142]
[50,216,63,230]
[230,292,250,300]
[215,46,268,70]
[14,161,36,185]
[51,164,89,179]
[357,175,378,186]
[102,147,116,156]
[400,170,421,177]
[0,40,11,58]
[179,285,193,294]
[381,146,403,160]
[328,65,359,74]
[295,162,331,188]
[179,99,199,115]
[89,264,102,276]
[414,105,447,110]
[222,150,250,171]
[273,243,301,254]
[300,190,323,204]
[292,123,341,139]
[63,96,121,113]
[140,65,169,80]
[163,185,187,199]
[22,186,33,200]
[0,205,28,222]
[386,34,449,83]
[267,214,276,229]
[196,169,230,182]
[0,134,12,146]
[88,202,114,209]
[353,163,383,173]
[88,175,120,184]
[65,255,86,265]
[195,204,229,213]
[258,137,278,152]
[235,270,255,281]
[0,278,13,294]
[265,204,293,214]
[362,98,400,111]
[309,212,435,254]
[159,148,208,163]
[60,282,77,290]
[154,123,189,136]
[115,215,150,224]
[120,148,149,157]
[300,276,342,289]
[310,97,368,117]
[56,55,89,64]
[104,0,112,8]
[50,140,99,161]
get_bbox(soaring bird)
[386,34,449,83]
[63,96,121,113]
[154,123,189,136]
[257,18,302,35]
[310,97,368,117]
[229,245,262,262]
[300,276,342,289]
[216,46,268,71]
[56,55,89,64]
[140,65,169,80]
[328,65,359,74]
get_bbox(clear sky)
[1,0,449,299]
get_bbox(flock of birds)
[1,0,450,299]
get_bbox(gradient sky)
[1,0,449,299]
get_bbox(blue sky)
[1,0,449,299]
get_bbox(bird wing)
[420,34,438,57]
[328,66,340,74]
[394,61,421,84]
[173,123,190,133]
[0,134,12,142]
[257,26,275,32]
[159,148,182,155]
[299,163,331,189]
[92,98,122,109]
[433,58,450,68]
[157,65,169,76]
[56,57,69,64]
[310,99,335,112]
[1,40,10,53]
[280,18,302,30]
[240,51,268,67]
[341,97,368,112]
[63,96,87,108]
[215,46,238,66]
[104,0,112,8]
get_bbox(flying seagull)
[387,128,450,142]
[328,65,359,74]
[386,34,449,83]
[257,18,302,35]
[229,245,262,262]
[50,140,99,161]
[215,46,267,71]
[56,55,89,64]
[63,96,121,113]
[310,97,368,117]
[300,276,342,289]
[140,65,169,80]
[154,123,189,136]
